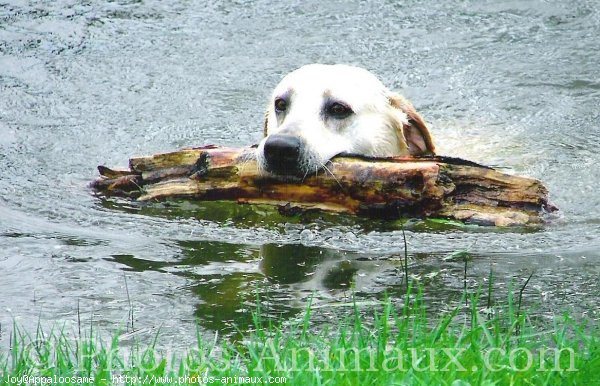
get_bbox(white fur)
[256,64,414,176]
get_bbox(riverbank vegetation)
[1,286,597,385]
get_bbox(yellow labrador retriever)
[256,64,435,177]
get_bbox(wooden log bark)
[91,145,556,226]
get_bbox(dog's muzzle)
[263,134,306,176]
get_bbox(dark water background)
[1,0,599,348]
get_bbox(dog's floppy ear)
[388,93,435,156]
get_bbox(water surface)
[1,0,599,347]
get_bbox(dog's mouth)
[264,158,314,180]
[260,134,343,179]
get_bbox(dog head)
[256,64,435,177]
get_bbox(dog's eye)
[274,98,288,113]
[327,102,353,119]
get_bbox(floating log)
[91,145,556,227]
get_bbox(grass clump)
[1,288,598,385]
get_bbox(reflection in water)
[261,244,335,285]
[108,240,481,337]
[261,244,393,292]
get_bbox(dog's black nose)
[263,134,304,176]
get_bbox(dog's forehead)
[273,64,388,103]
